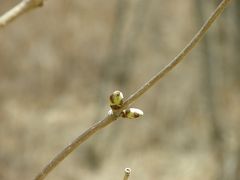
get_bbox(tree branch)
[0,0,44,28]
[33,0,231,179]
[122,0,231,108]
[34,115,118,180]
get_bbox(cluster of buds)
[109,90,144,120]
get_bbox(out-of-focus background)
[0,0,239,179]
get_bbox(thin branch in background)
[123,168,131,180]
[34,0,231,179]
[0,0,44,28]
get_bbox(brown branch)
[33,0,231,179]
[0,0,44,28]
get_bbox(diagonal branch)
[122,0,231,108]
[34,115,118,180]
[0,0,44,28]
[33,0,232,179]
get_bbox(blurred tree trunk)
[234,0,240,83]
[232,1,240,179]
[195,1,224,180]
[196,1,240,180]
[95,0,130,118]
[82,0,130,170]
[85,0,151,169]
[97,0,151,156]
[218,1,240,180]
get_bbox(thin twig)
[0,0,44,28]
[122,0,231,108]
[123,168,131,180]
[34,0,231,179]
[34,114,118,180]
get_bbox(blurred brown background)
[0,0,239,179]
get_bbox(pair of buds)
[109,90,144,119]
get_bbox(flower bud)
[121,108,144,119]
[109,90,124,110]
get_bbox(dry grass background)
[0,0,239,179]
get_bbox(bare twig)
[34,0,231,179]
[34,114,118,180]
[123,168,131,180]
[122,0,231,108]
[0,0,44,28]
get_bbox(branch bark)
[0,0,44,28]
[34,0,232,179]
